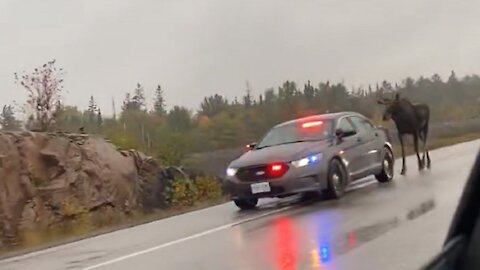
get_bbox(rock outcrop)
[0,132,165,247]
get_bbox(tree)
[56,106,83,132]
[112,97,117,120]
[15,59,64,131]
[264,88,276,104]
[0,105,21,131]
[87,95,98,123]
[448,70,459,85]
[258,94,264,105]
[303,80,315,103]
[243,81,253,107]
[153,85,166,116]
[209,111,242,148]
[167,106,192,132]
[133,83,146,110]
[200,94,229,117]
[122,84,146,113]
[122,93,132,112]
[279,81,297,101]
[97,108,103,128]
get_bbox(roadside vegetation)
[1,60,480,256]
[4,61,480,165]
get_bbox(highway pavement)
[1,140,479,270]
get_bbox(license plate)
[251,182,271,194]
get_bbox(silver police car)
[224,112,394,210]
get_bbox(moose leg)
[419,130,427,165]
[424,126,431,169]
[399,134,407,175]
[413,133,424,170]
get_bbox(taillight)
[266,163,288,178]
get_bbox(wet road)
[1,140,479,270]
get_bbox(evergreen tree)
[97,108,103,128]
[153,85,167,116]
[0,105,21,131]
[87,95,98,123]
[132,83,146,110]
[112,97,117,120]
[122,93,132,112]
[167,106,192,132]
[304,80,315,102]
[200,94,229,117]
[243,81,252,107]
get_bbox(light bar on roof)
[301,121,323,128]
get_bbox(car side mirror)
[246,142,257,150]
[335,128,356,139]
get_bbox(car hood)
[229,140,332,168]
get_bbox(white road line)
[82,178,378,270]
[82,205,296,270]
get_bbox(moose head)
[377,93,401,121]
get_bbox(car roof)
[274,111,362,128]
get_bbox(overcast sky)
[1,0,479,115]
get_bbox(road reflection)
[274,216,297,270]
[272,214,340,270]
[269,206,403,270]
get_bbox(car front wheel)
[234,198,259,210]
[323,159,347,199]
[375,147,394,183]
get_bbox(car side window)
[350,116,374,135]
[337,118,356,133]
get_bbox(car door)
[335,117,364,178]
[349,115,382,172]
[422,150,480,270]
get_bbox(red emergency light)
[266,163,288,178]
[301,121,323,129]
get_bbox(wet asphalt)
[1,140,479,270]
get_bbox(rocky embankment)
[0,132,175,248]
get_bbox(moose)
[378,93,431,175]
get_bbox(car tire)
[233,198,259,210]
[375,147,394,183]
[323,159,347,199]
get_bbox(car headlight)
[291,153,323,168]
[226,168,238,176]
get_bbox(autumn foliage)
[15,60,64,131]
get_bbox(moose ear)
[395,93,400,101]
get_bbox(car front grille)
[236,165,269,182]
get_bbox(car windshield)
[256,120,333,149]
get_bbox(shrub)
[168,178,198,207]
[194,176,223,202]
[164,176,224,208]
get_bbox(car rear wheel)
[323,159,347,199]
[375,147,394,183]
[233,198,259,210]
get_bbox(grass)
[2,131,480,259]
[392,132,480,158]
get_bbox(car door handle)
[357,137,362,143]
